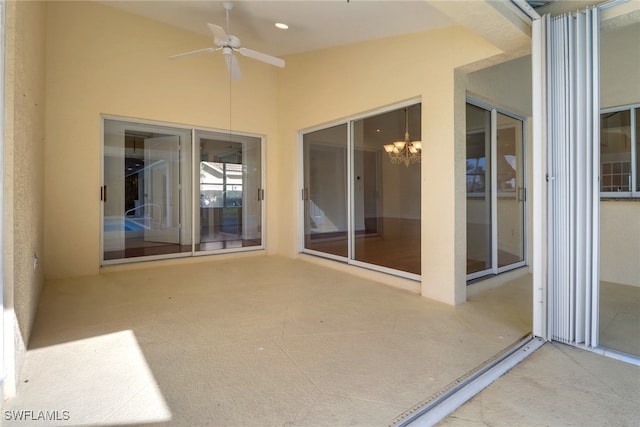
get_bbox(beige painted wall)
[44,1,278,278]
[3,0,47,395]
[600,201,640,286]
[277,28,501,304]
[601,22,640,109]
[466,55,532,117]
[44,3,507,304]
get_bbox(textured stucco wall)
[3,0,47,395]
[44,1,278,278]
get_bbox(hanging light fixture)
[383,107,422,167]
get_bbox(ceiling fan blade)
[237,47,285,68]
[169,47,216,60]
[208,23,229,44]
[224,52,242,80]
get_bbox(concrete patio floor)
[2,255,637,426]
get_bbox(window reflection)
[197,134,262,252]
[303,125,349,258]
[600,110,631,193]
[466,104,492,275]
[103,120,192,261]
[352,104,421,275]
[466,104,525,277]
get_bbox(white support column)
[531,15,548,340]
[421,73,467,305]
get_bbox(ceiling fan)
[169,2,285,80]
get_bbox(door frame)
[143,135,181,245]
[298,98,422,281]
[100,115,266,266]
[192,129,265,255]
[466,98,528,282]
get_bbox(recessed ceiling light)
[275,22,289,30]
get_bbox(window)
[600,104,639,197]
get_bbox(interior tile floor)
[2,256,638,426]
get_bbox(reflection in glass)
[352,104,421,275]
[466,105,525,277]
[496,113,525,268]
[197,132,262,251]
[302,104,421,276]
[103,120,192,260]
[600,110,631,192]
[303,125,349,257]
[466,104,492,275]
[598,19,640,357]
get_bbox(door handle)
[518,187,526,202]
[100,185,107,203]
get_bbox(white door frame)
[0,0,6,400]
[466,99,528,282]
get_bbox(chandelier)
[383,107,422,167]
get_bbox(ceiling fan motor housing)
[227,35,241,48]
[214,34,240,48]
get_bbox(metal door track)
[390,334,545,427]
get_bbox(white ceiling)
[98,0,456,58]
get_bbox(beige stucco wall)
[277,28,501,304]
[4,0,47,395]
[44,1,279,278]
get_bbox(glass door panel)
[598,12,640,357]
[496,113,525,269]
[103,119,192,262]
[600,110,631,193]
[196,131,262,252]
[466,103,525,280]
[466,104,492,276]
[352,105,421,275]
[302,124,348,257]
[301,102,421,278]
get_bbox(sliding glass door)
[496,113,525,269]
[196,130,263,252]
[352,105,421,275]
[466,101,526,280]
[302,124,349,258]
[598,5,640,357]
[102,118,263,264]
[466,104,493,276]
[301,102,421,279]
[103,120,192,261]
